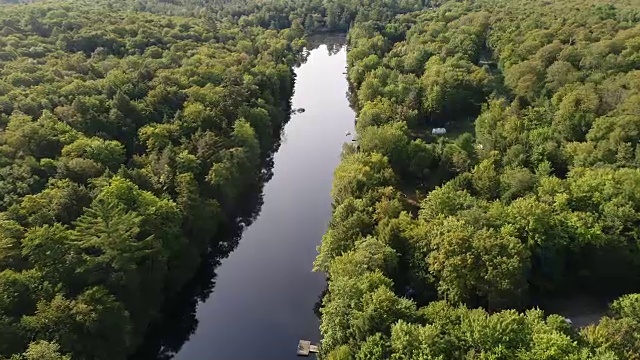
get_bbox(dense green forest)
[2,0,640,358]
[0,0,304,358]
[317,0,640,358]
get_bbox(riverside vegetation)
[0,0,303,358]
[318,0,640,359]
[1,0,640,359]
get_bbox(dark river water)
[138,36,355,360]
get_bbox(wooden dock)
[297,340,319,356]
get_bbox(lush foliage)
[318,0,640,358]
[3,0,640,357]
[0,0,304,358]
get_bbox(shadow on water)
[132,153,277,360]
[132,99,288,359]
[133,34,349,359]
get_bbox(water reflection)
[297,34,346,64]
[306,34,346,54]
[133,93,285,360]
[132,157,274,360]
[133,34,353,360]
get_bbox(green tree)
[331,153,396,206]
[356,333,389,360]
[18,341,71,360]
[21,288,130,360]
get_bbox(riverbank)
[135,35,354,360]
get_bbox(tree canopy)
[317,0,640,358]
[2,0,640,358]
[0,0,304,358]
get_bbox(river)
[136,35,354,360]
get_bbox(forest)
[1,0,640,358]
[317,0,640,358]
[0,0,304,358]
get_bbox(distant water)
[141,35,355,360]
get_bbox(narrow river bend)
[166,36,354,360]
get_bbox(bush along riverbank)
[0,1,305,358]
[317,0,640,358]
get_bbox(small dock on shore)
[297,340,319,356]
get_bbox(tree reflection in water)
[133,153,275,359]
[297,34,346,65]
[133,34,345,359]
